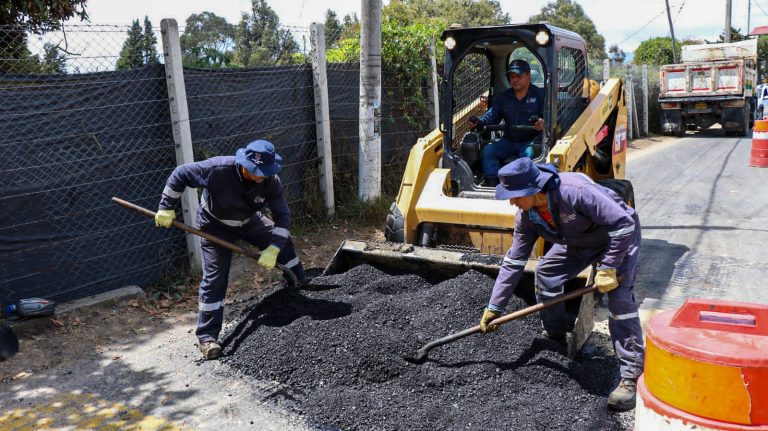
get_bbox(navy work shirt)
[477,84,545,143]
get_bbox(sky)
[83,0,764,52]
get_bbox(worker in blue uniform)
[479,158,644,411]
[468,59,545,187]
[154,140,308,359]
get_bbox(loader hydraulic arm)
[547,78,628,180]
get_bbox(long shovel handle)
[411,284,598,363]
[111,197,298,285]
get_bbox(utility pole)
[748,0,752,36]
[359,0,382,202]
[725,0,732,43]
[665,0,678,63]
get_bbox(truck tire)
[597,179,635,208]
[739,103,750,137]
[384,202,405,243]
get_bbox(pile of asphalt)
[221,265,626,430]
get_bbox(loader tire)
[597,179,635,208]
[384,202,405,243]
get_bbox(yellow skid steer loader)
[325,23,633,357]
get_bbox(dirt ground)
[0,221,382,381]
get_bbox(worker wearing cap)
[479,157,643,412]
[468,59,545,187]
[154,140,309,360]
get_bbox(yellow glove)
[154,209,175,228]
[257,245,280,270]
[480,308,501,334]
[595,267,619,293]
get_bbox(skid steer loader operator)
[467,59,544,187]
[479,158,644,412]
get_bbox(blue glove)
[257,245,280,270]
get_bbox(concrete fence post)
[359,0,382,201]
[626,63,634,140]
[603,58,610,83]
[160,18,201,274]
[642,64,649,136]
[309,23,336,216]
[427,39,440,130]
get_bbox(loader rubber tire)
[597,179,635,208]
[384,202,405,243]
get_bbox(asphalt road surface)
[626,129,768,312]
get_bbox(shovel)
[111,197,301,287]
[407,284,598,364]
[0,324,19,360]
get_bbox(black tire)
[384,202,405,243]
[596,179,635,208]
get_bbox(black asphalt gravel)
[221,265,626,431]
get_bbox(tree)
[143,16,159,65]
[180,12,236,67]
[527,0,606,61]
[39,42,67,74]
[324,10,343,47]
[608,44,625,64]
[233,0,299,67]
[713,26,748,43]
[384,0,508,27]
[0,0,88,74]
[116,17,158,70]
[633,36,700,65]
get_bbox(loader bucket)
[323,239,596,359]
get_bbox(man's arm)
[576,184,636,269]
[158,160,212,210]
[488,212,538,311]
[264,175,292,250]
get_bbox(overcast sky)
[83,0,761,52]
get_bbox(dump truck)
[325,23,633,357]
[659,38,758,136]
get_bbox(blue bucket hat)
[495,157,556,199]
[235,140,283,177]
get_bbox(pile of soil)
[221,265,626,430]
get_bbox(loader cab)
[440,24,590,194]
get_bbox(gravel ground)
[220,265,632,430]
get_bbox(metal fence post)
[626,63,634,140]
[603,58,610,83]
[359,0,382,201]
[642,64,649,136]
[160,18,202,273]
[428,39,440,130]
[309,23,336,217]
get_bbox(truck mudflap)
[660,108,682,135]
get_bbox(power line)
[615,1,686,47]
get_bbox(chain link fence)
[0,24,186,305]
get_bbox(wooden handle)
[111,197,298,285]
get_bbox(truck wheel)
[739,104,750,136]
[597,179,635,208]
[384,202,405,243]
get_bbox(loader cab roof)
[439,23,590,193]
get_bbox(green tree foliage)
[608,44,625,64]
[713,26,748,43]
[116,17,158,70]
[180,12,236,67]
[384,0,508,27]
[527,0,606,61]
[39,42,67,74]
[324,10,343,47]
[0,0,87,74]
[233,0,299,67]
[633,37,701,65]
[143,16,159,65]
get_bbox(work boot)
[199,340,222,360]
[607,378,637,411]
[541,329,567,348]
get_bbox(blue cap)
[235,140,282,177]
[507,59,531,75]
[495,157,554,199]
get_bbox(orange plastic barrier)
[751,119,768,167]
[635,299,768,430]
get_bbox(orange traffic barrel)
[751,119,768,167]
[635,299,768,430]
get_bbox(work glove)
[480,307,501,334]
[595,267,619,293]
[154,209,175,228]
[257,245,280,270]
